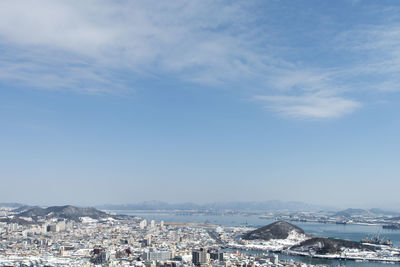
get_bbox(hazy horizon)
[3,199,400,213]
[1,1,399,209]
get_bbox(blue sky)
[0,0,400,208]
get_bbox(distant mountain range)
[2,202,400,214]
[334,208,400,217]
[96,200,335,212]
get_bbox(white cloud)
[256,67,361,119]
[0,0,269,92]
[255,93,361,119]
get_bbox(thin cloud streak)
[255,94,361,119]
[335,22,400,93]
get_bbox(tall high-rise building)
[192,248,209,266]
[144,234,152,246]
[139,219,147,229]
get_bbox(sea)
[119,211,400,267]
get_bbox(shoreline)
[225,244,400,264]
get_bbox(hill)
[334,208,370,217]
[17,205,111,222]
[290,237,374,255]
[242,221,305,240]
[0,203,24,208]
[12,205,40,213]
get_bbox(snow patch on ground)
[240,230,310,251]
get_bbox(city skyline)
[1,0,400,208]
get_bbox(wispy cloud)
[255,93,361,119]
[255,5,400,119]
[0,0,269,93]
[255,67,362,119]
[0,1,399,119]
[335,22,400,93]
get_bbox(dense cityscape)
[0,204,310,266]
[2,204,400,266]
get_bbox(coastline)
[225,243,400,264]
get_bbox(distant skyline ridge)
[96,200,335,212]
[2,201,400,213]
[96,201,400,213]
